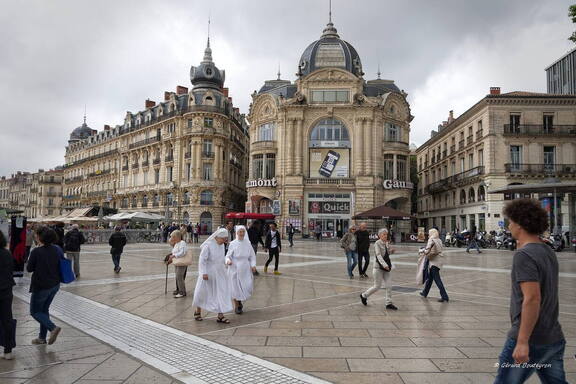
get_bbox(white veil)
[200,227,229,249]
[228,225,255,257]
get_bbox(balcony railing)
[39,179,61,184]
[504,163,576,175]
[200,200,213,206]
[129,136,160,150]
[88,169,112,178]
[142,160,149,167]
[64,176,83,183]
[132,163,139,169]
[153,158,161,165]
[184,152,191,159]
[202,151,215,158]
[466,137,473,146]
[476,130,483,139]
[425,166,485,194]
[122,165,129,171]
[450,144,456,154]
[503,124,576,136]
[66,148,119,168]
[165,155,174,162]
[458,140,464,150]
[442,150,447,158]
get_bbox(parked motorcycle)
[542,233,565,252]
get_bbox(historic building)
[416,88,576,233]
[63,38,249,232]
[247,18,413,238]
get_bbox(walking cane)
[164,263,168,294]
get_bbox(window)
[310,89,349,103]
[510,114,521,132]
[543,115,554,133]
[204,117,213,128]
[186,164,191,180]
[142,195,148,207]
[460,158,465,173]
[396,155,407,181]
[460,190,466,204]
[154,169,160,184]
[510,145,522,171]
[544,146,555,172]
[131,196,138,208]
[385,123,400,142]
[309,119,350,145]
[183,191,190,205]
[258,123,276,141]
[187,119,193,129]
[166,193,174,206]
[451,161,456,176]
[264,154,276,179]
[167,122,176,133]
[468,154,474,169]
[166,167,173,182]
[468,187,475,203]
[478,185,486,201]
[384,154,394,179]
[203,163,212,180]
[252,154,264,179]
[478,149,484,166]
[200,190,213,205]
[203,140,213,154]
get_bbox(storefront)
[306,192,352,238]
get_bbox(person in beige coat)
[420,228,449,302]
[360,228,398,310]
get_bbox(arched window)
[258,123,276,141]
[200,190,213,205]
[131,196,138,208]
[468,187,475,203]
[460,190,466,204]
[478,185,486,202]
[309,118,350,147]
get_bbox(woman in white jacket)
[192,228,233,323]
[167,230,188,298]
[420,228,449,302]
[225,225,257,315]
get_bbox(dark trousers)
[288,234,294,247]
[30,285,59,340]
[315,233,322,241]
[358,250,370,275]
[421,266,449,300]
[194,234,199,243]
[495,338,568,384]
[251,243,258,254]
[265,247,280,271]
[0,291,14,353]
[111,252,122,269]
[24,246,31,263]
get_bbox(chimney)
[176,86,188,95]
[164,91,171,101]
[449,110,454,120]
[104,125,111,131]
[223,88,229,97]
[490,87,501,95]
[145,99,156,109]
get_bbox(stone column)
[195,141,201,179]
[372,119,380,177]
[393,154,397,180]
[364,119,373,175]
[286,120,294,176]
[214,144,221,179]
[354,119,363,176]
[295,119,303,175]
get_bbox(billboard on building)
[288,200,301,215]
[309,148,350,178]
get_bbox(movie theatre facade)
[246,20,413,238]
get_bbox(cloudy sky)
[0,0,574,177]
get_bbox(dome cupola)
[190,37,225,90]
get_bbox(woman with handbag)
[340,226,358,279]
[192,228,233,323]
[360,228,398,310]
[165,230,189,298]
[225,226,256,315]
[26,226,62,345]
[420,228,449,302]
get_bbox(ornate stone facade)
[63,39,248,231]
[247,20,413,238]
[416,88,576,233]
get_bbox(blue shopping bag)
[53,244,75,284]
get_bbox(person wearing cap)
[108,226,127,273]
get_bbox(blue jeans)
[30,285,59,340]
[345,251,358,277]
[467,238,481,252]
[111,252,121,269]
[421,266,449,301]
[494,337,568,384]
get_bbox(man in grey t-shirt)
[494,199,567,384]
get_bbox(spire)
[83,105,87,125]
[321,0,339,38]
[203,15,212,62]
[277,62,281,80]
[377,61,381,79]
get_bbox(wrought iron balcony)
[165,155,174,162]
[425,166,485,194]
[142,160,149,167]
[202,151,215,158]
[132,163,139,169]
[122,165,129,171]
[458,139,464,150]
[129,136,160,150]
[153,158,161,165]
[504,163,576,175]
[466,137,473,145]
[450,144,456,154]
[503,124,576,136]
[476,130,483,139]
[184,152,191,159]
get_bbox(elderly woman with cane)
[164,230,190,298]
[226,225,257,314]
[192,228,233,323]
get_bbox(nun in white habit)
[192,228,233,323]
[225,225,257,314]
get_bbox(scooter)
[444,232,453,247]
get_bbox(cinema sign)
[383,180,413,190]
[246,178,278,188]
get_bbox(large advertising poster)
[309,148,350,178]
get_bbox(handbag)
[172,249,193,267]
[59,256,75,284]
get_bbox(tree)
[570,5,576,44]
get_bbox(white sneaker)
[3,352,13,360]
[174,293,185,298]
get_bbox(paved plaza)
[1,240,575,384]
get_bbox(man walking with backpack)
[108,226,127,273]
[64,224,86,278]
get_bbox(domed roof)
[69,118,94,142]
[297,22,363,78]
[190,38,225,90]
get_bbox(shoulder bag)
[172,248,193,267]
